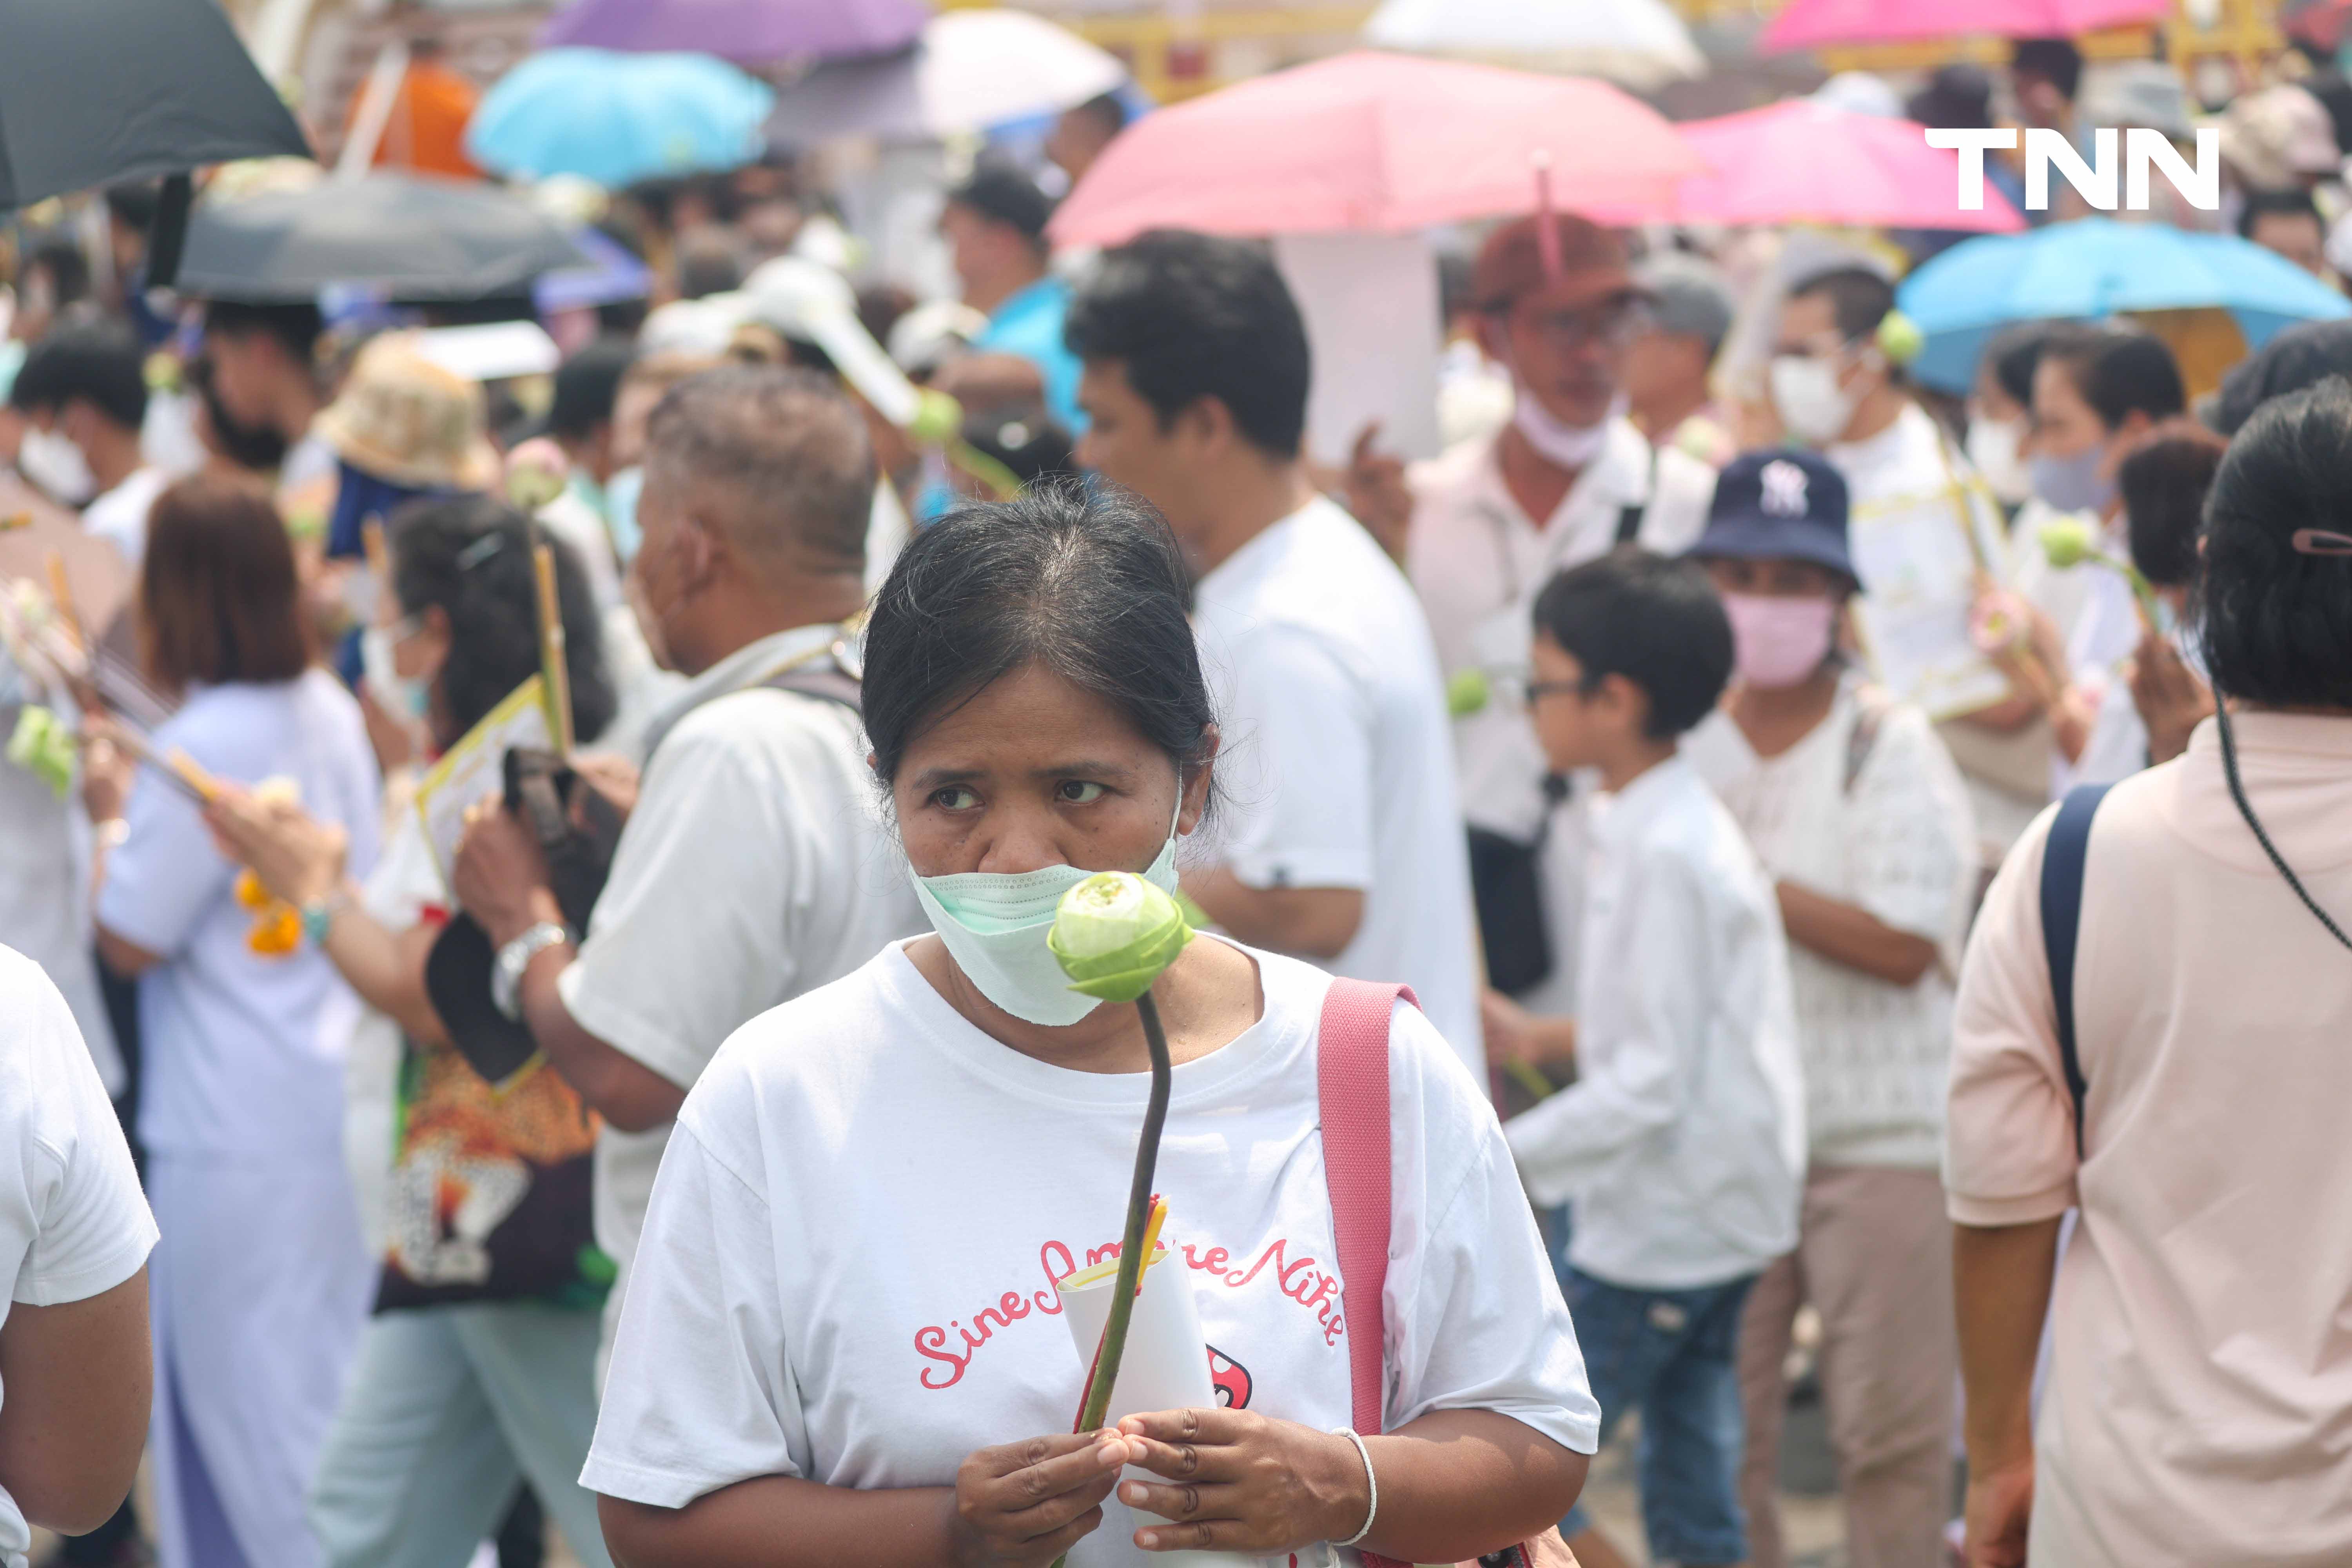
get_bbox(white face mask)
[361,623,432,724]
[1509,383,1620,471]
[912,800,1185,1028]
[18,424,94,507]
[1769,354,1860,447]
[1965,415,2032,505]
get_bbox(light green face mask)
[912,804,1183,1027]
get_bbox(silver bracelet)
[1332,1427,1377,1549]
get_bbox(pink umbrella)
[1048,50,1703,246]
[1664,99,2025,231]
[1765,0,2169,49]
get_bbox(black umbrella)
[1,0,313,282]
[176,173,595,303]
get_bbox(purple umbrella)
[539,0,927,65]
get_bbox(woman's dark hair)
[140,475,311,694]
[862,480,1216,795]
[2211,318,2352,436]
[1532,549,1733,739]
[1065,229,1310,459]
[2042,328,2186,431]
[386,495,615,746]
[2193,378,2352,710]
[2118,421,2226,589]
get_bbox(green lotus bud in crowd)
[2040,516,2097,570]
[910,388,965,446]
[8,706,75,800]
[2041,517,2164,628]
[1049,871,1193,1003]
[1876,310,1924,367]
[1447,667,1490,718]
[502,437,570,513]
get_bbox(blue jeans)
[1559,1265,1757,1567]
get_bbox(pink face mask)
[1721,593,1838,689]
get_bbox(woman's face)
[1703,556,1846,602]
[891,662,1210,880]
[372,575,453,737]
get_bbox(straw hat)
[315,329,500,491]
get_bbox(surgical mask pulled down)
[912,799,1186,1028]
[1768,355,1858,447]
[1510,385,1622,470]
[2029,445,2116,517]
[1721,593,1839,689]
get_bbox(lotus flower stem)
[1051,989,1174,1568]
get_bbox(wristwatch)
[492,921,571,1021]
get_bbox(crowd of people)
[2,27,2351,1568]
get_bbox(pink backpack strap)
[1319,982,1547,1568]
[1316,980,1414,1445]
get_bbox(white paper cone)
[1057,1254,1255,1568]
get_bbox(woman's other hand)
[949,1430,1125,1568]
[1113,1408,1367,1555]
[203,784,346,906]
[2123,630,2213,767]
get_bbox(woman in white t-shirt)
[91,477,383,1568]
[1677,452,1976,1568]
[585,484,1599,1568]
[201,495,622,1568]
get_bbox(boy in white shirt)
[1502,551,1805,1568]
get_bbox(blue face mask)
[2029,445,2115,516]
[911,802,1184,1027]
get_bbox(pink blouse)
[1946,711,2352,1566]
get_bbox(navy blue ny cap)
[1688,448,1860,587]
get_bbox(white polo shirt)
[1191,496,1484,1071]
[558,624,924,1338]
[1404,421,1712,1016]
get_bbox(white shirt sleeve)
[1846,709,1975,946]
[582,1114,806,1506]
[1386,1008,1601,1455]
[1503,850,1708,1205]
[1214,624,1376,893]
[8,958,156,1307]
[560,714,811,1092]
[95,760,233,958]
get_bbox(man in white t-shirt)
[452,367,923,1359]
[1067,230,1484,1069]
[1766,267,2046,860]
[8,321,166,564]
[0,946,158,1568]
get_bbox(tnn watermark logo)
[1927,128,2222,212]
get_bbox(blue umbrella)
[1898,217,2352,392]
[466,48,776,189]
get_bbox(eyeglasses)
[1495,298,1653,353]
[1493,670,1590,708]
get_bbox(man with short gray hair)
[453,366,921,1362]
[1626,253,1738,468]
